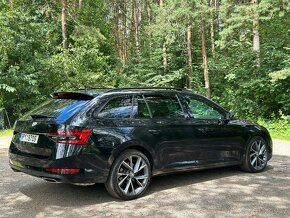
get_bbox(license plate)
[19,133,39,144]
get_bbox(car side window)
[97,96,134,118]
[144,95,185,118]
[137,96,151,118]
[185,97,224,119]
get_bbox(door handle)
[148,129,161,135]
[197,128,207,133]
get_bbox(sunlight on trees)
[0,0,289,122]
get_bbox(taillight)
[46,168,80,173]
[47,129,92,145]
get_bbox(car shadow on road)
[148,165,248,194]
[19,164,257,205]
[2,158,287,218]
[20,181,116,204]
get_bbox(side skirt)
[152,161,242,177]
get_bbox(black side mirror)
[225,112,235,121]
[218,113,231,125]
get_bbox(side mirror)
[218,113,232,125]
[225,112,234,121]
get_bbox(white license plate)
[19,133,39,144]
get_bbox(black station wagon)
[9,87,272,200]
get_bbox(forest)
[0,0,289,136]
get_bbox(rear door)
[133,93,201,173]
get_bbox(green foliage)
[209,1,290,118]
[0,0,289,124]
[0,0,115,122]
[0,3,61,120]
[48,25,115,90]
[270,68,290,82]
[258,112,290,141]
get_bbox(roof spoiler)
[51,92,94,100]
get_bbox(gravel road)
[0,138,289,218]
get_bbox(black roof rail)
[74,87,112,91]
[104,87,188,93]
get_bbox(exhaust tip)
[41,177,61,183]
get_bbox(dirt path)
[0,135,12,148]
[0,139,289,217]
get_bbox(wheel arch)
[108,141,155,172]
[242,130,273,162]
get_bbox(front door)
[179,94,244,166]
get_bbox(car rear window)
[143,95,185,118]
[22,98,89,123]
[97,96,134,118]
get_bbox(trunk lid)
[12,120,61,158]
[11,92,94,158]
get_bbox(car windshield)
[22,98,89,123]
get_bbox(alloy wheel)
[117,155,149,196]
[249,139,268,171]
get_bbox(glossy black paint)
[9,89,273,184]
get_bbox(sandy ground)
[0,137,289,218]
[0,135,12,148]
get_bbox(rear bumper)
[9,152,109,184]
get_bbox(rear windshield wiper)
[30,114,55,119]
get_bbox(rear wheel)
[105,149,151,200]
[240,136,268,173]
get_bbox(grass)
[258,118,290,141]
[269,130,290,141]
[0,129,13,137]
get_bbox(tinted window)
[145,96,184,118]
[137,96,151,118]
[22,99,88,123]
[185,97,223,119]
[98,96,133,118]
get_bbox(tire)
[105,149,152,200]
[240,136,268,173]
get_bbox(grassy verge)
[257,118,290,141]
[269,130,290,141]
[0,129,13,137]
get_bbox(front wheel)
[240,136,268,173]
[105,149,151,200]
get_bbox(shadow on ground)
[0,152,289,217]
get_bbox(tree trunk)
[215,0,219,29]
[112,0,121,60]
[162,44,168,73]
[200,19,211,98]
[187,25,193,90]
[144,0,151,24]
[61,0,68,50]
[79,0,83,9]
[223,0,231,28]
[252,0,260,67]
[160,0,167,73]
[120,0,127,66]
[210,0,215,57]
[130,0,139,53]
